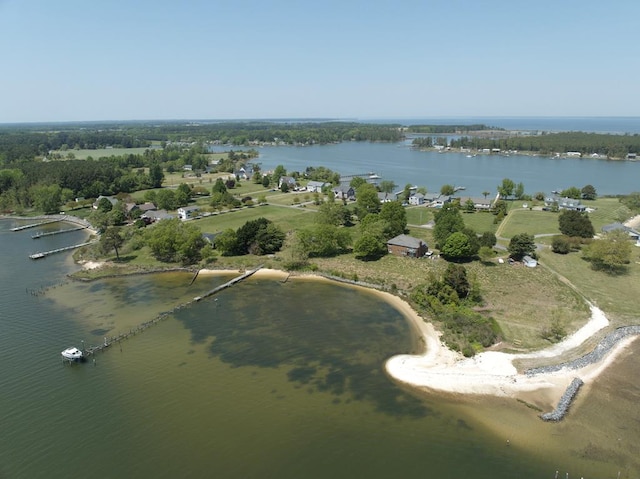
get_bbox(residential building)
[386,234,428,258]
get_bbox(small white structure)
[522,255,538,268]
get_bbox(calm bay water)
[2,219,639,478]
[211,116,640,197]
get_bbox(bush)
[551,236,571,254]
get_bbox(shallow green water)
[1,219,637,478]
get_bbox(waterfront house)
[378,192,397,203]
[545,195,586,212]
[458,196,493,210]
[332,185,355,201]
[408,193,425,206]
[278,176,297,189]
[306,180,327,193]
[386,234,428,258]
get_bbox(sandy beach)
[384,297,639,405]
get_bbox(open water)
[1,219,639,478]
[210,116,640,197]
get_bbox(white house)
[177,206,200,220]
[306,181,327,193]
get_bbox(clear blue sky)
[1,0,639,122]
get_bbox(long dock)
[10,219,59,231]
[32,226,87,239]
[30,241,96,259]
[77,265,263,359]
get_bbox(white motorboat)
[61,347,84,361]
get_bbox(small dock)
[30,241,96,259]
[75,265,264,359]
[32,226,87,239]
[194,264,263,301]
[11,219,59,231]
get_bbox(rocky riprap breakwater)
[527,326,640,421]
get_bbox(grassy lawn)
[405,206,433,226]
[195,204,318,233]
[51,147,153,160]
[461,210,498,233]
[500,209,560,238]
[538,247,640,325]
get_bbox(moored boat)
[61,347,84,361]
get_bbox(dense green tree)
[620,192,640,212]
[492,199,508,216]
[271,165,287,185]
[30,184,63,214]
[316,200,348,226]
[443,263,470,299]
[96,196,114,213]
[441,232,475,261]
[355,183,381,219]
[235,217,285,255]
[582,230,632,273]
[401,183,413,203]
[349,176,367,189]
[212,178,227,194]
[558,210,594,238]
[478,231,497,248]
[296,224,351,257]
[145,218,205,264]
[214,229,239,256]
[379,201,407,238]
[514,182,525,200]
[175,183,192,206]
[498,178,515,199]
[100,226,124,260]
[148,163,164,188]
[581,184,597,200]
[440,184,455,196]
[353,233,387,260]
[261,175,270,188]
[433,203,464,248]
[508,233,536,260]
[560,186,581,199]
[551,236,571,254]
[156,189,177,210]
[379,180,397,194]
[463,198,476,213]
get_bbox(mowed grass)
[538,247,640,325]
[196,204,318,233]
[500,209,560,238]
[52,147,154,160]
[461,210,498,233]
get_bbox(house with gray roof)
[332,185,355,201]
[602,223,640,240]
[306,180,327,193]
[386,234,428,258]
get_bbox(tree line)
[449,131,640,158]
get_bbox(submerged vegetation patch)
[174,279,432,418]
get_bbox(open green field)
[51,147,154,160]
[461,210,498,233]
[196,204,318,233]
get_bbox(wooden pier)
[32,226,87,239]
[10,219,59,231]
[77,265,263,359]
[30,241,96,259]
